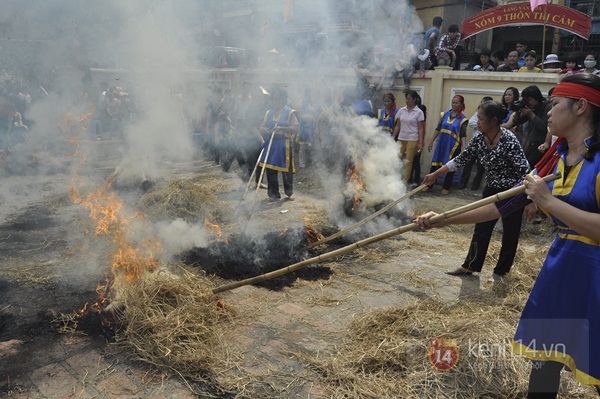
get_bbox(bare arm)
[428,129,440,151]
[414,203,501,229]
[417,121,424,151]
[392,118,400,141]
[525,174,600,242]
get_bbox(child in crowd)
[517,51,541,73]
[473,48,495,71]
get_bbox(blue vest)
[259,106,296,172]
[351,100,374,117]
[431,109,467,166]
[377,107,397,136]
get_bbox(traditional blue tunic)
[297,99,319,146]
[258,106,296,172]
[351,99,374,117]
[431,110,467,167]
[377,107,398,136]
[512,137,600,386]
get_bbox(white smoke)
[156,218,209,257]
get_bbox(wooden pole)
[255,130,276,199]
[541,3,548,71]
[213,172,561,294]
[239,146,265,203]
[243,128,276,229]
[303,183,428,250]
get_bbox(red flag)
[530,0,547,11]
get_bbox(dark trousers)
[266,168,293,199]
[409,151,422,184]
[244,144,263,183]
[429,165,455,190]
[527,361,562,398]
[462,186,524,275]
[460,157,484,189]
[429,144,461,190]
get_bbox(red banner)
[461,2,592,39]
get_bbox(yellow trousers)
[399,140,419,183]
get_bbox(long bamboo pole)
[213,172,560,294]
[239,146,265,203]
[243,129,276,228]
[303,183,428,250]
[254,129,276,200]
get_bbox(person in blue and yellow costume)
[425,95,468,194]
[258,86,300,201]
[296,87,319,169]
[377,92,398,137]
[415,73,600,397]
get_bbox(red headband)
[551,82,600,109]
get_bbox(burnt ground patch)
[180,227,335,290]
[0,200,108,383]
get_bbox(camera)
[514,99,528,110]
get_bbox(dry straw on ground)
[299,227,598,399]
[138,178,224,221]
[115,269,237,386]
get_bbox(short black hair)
[492,50,505,60]
[564,54,578,63]
[521,85,544,102]
[516,39,528,47]
[480,48,492,57]
[448,24,459,33]
[433,16,443,27]
[524,51,537,60]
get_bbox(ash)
[180,227,332,290]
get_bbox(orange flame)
[347,164,365,191]
[303,216,319,244]
[204,218,223,239]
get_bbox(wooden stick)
[239,146,265,203]
[304,183,428,250]
[213,172,560,294]
[243,129,276,229]
[254,130,276,200]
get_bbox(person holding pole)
[422,100,529,280]
[258,86,299,202]
[415,73,600,397]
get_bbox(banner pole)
[541,3,548,71]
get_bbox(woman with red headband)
[426,95,468,194]
[377,92,398,137]
[415,73,600,396]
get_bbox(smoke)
[155,218,209,257]
[0,0,424,259]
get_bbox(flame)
[64,108,160,333]
[71,180,159,293]
[347,164,365,211]
[204,218,223,239]
[347,164,365,190]
[303,216,320,245]
[352,195,362,211]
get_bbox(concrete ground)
[0,139,550,398]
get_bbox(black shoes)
[445,267,473,276]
